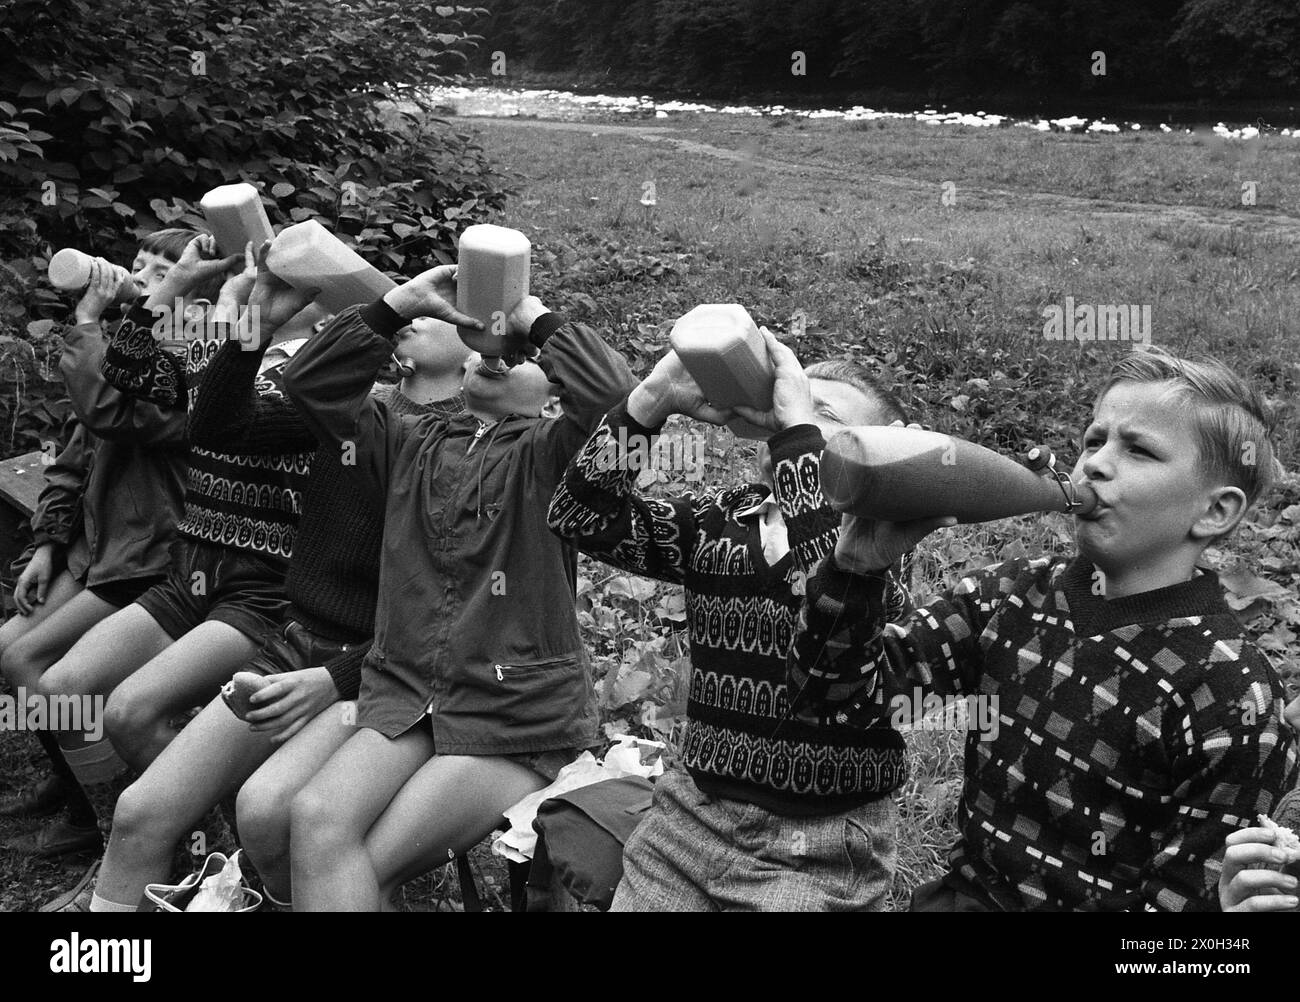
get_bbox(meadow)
[2,107,1297,911]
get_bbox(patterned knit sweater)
[186,333,462,700]
[548,401,911,815]
[790,554,1300,910]
[101,300,312,566]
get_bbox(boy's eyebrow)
[1086,421,1167,448]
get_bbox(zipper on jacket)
[467,420,491,456]
[494,664,504,681]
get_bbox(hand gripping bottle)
[455,224,531,376]
[199,182,276,257]
[47,249,136,303]
[669,304,775,439]
[819,426,1098,523]
[265,219,396,314]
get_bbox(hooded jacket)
[283,300,636,753]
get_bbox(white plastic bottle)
[669,304,775,438]
[265,219,396,314]
[47,248,136,302]
[199,182,276,257]
[455,224,531,357]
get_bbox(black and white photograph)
[0,0,1297,982]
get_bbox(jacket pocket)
[491,654,575,681]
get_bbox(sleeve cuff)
[810,556,891,623]
[528,312,568,348]
[124,296,155,328]
[609,392,664,437]
[358,300,407,343]
[767,423,826,464]
[325,643,368,701]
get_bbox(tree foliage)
[478,0,1298,102]
[0,0,510,456]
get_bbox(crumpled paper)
[185,851,246,912]
[492,736,665,863]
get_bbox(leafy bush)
[0,0,510,456]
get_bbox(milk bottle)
[669,304,775,439]
[199,182,276,257]
[265,219,396,314]
[454,224,531,359]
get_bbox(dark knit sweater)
[547,401,912,816]
[100,300,312,566]
[185,334,462,700]
[790,554,1300,910]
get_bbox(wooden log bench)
[0,451,48,607]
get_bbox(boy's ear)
[1189,485,1248,542]
[540,394,562,419]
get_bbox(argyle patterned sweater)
[548,401,911,816]
[101,300,312,566]
[789,554,1300,910]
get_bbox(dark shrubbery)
[0,0,508,456]
[477,0,1298,104]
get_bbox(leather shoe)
[40,858,101,913]
[5,816,102,860]
[0,775,67,819]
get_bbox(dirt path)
[459,116,1300,241]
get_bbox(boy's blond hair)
[1096,346,1281,509]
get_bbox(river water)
[425,84,1299,141]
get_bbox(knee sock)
[60,734,129,830]
[88,892,135,913]
[32,730,97,828]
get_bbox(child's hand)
[1219,827,1300,911]
[730,326,817,433]
[145,233,241,308]
[629,350,736,427]
[833,511,957,574]
[246,240,319,333]
[13,543,57,615]
[383,264,483,329]
[74,259,131,325]
[214,241,258,317]
[243,666,338,745]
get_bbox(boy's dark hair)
[139,228,200,262]
[1096,346,1281,510]
[803,358,908,424]
[138,227,227,303]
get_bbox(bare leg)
[93,694,278,908]
[289,726,434,912]
[101,620,259,770]
[0,574,101,815]
[37,603,173,777]
[236,701,357,903]
[1,587,118,691]
[0,570,86,683]
[368,755,546,906]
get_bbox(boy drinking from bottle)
[547,327,915,911]
[789,347,1298,910]
[280,264,636,910]
[0,230,221,859]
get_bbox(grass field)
[2,107,1297,911]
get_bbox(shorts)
[87,575,165,610]
[135,539,288,643]
[244,619,358,678]
[610,768,896,912]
